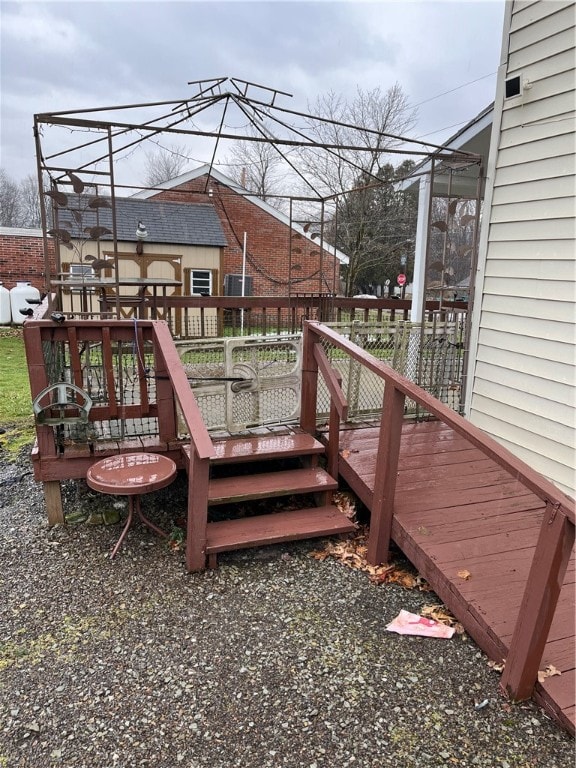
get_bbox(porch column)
[410,174,431,323]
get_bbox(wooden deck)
[335,419,575,734]
[23,311,574,735]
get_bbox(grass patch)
[0,326,35,455]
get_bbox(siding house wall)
[466,0,575,497]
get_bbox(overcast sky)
[1,0,505,188]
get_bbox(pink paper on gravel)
[385,610,455,639]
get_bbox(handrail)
[313,343,348,420]
[302,319,575,706]
[146,294,467,318]
[151,322,215,461]
[151,321,215,573]
[305,321,575,523]
[312,342,348,479]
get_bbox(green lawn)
[0,327,35,453]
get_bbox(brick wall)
[151,175,340,296]
[0,229,55,293]
[0,180,342,299]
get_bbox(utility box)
[224,274,253,296]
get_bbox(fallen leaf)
[309,524,430,590]
[538,664,561,683]
[457,569,471,581]
[420,604,465,633]
[487,659,505,673]
[333,490,357,521]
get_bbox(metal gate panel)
[176,335,301,433]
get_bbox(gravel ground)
[0,437,574,768]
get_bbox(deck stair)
[182,429,355,564]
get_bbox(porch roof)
[398,102,494,198]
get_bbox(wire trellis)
[41,333,159,449]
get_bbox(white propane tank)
[10,281,41,324]
[0,282,11,325]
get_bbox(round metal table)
[87,453,177,559]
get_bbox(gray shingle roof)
[60,197,227,247]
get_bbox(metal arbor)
[33,76,482,310]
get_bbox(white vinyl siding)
[467,0,576,498]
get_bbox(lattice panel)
[176,335,301,433]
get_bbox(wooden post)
[326,373,342,480]
[313,343,347,480]
[500,502,575,701]
[152,325,178,445]
[24,325,63,525]
[186,447,210,572]
[367,383,405,565]
[300,323,319,434]
[43,481,64,526]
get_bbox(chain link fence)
[318,311,467,421]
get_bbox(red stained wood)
[208,467,337,506]
[338,421,575,735]
[186,445,210,573]
[205,505,356,554]
[101,327,118,418]
[501,508,574,703]
[367,385,405,565]
[182,430,325,465]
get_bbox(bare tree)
[19,174,42,228]
[0,169,22,227]
[225,122,286,211]
[297,85,418,294]
[299,83,417,198]
[142,143,189,188]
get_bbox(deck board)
[337,421,575,735]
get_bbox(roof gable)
[133,164,349,264]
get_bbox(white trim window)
[69,263,96,292]
[190,269,212,296]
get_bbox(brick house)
[0,227,55,293]
[134,165,345,296]
[0,166,345,301]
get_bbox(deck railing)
[150,323,215,573]
[144,295,467,339]
[24,302,217,541]
[48,284,468,339]
[301,320,575,704]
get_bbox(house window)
[190,269,212,296]
[68,263,96,292]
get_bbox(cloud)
[1,3,96,55]
[0,0,505,183]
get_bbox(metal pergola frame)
[33,76,482,310]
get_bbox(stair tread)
[182,431,324,465]
[206,505,356,553]
[208,467,337,505]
